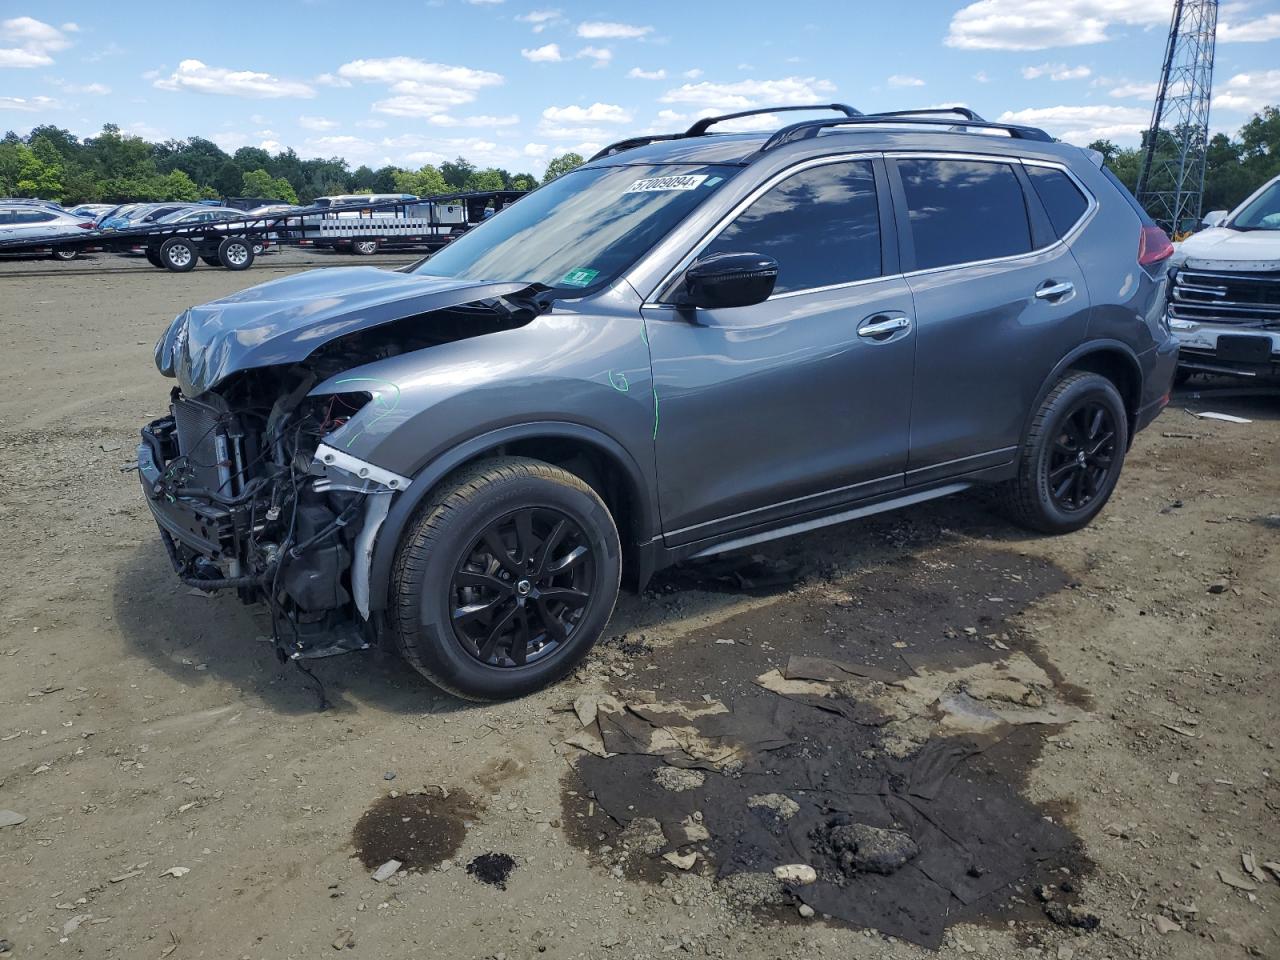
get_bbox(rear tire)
[217,236,255,271]
[50,247,79,262]
[159,237,197,272]
[391,456,621,701]
[145,247,164,268]
[997,372,1129,534]
[352,239,378,255]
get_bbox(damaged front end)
[137,268,544,660]
[138,381,409,660]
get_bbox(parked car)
[1168,173,1280,382]
[69,203,115,221]
[138,105,1178,700]
[101,202,197,231]
[0,204,93,259]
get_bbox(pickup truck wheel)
[159,237,197,272]
[391,456,621,701]
[997,371,1129,534]
[352,240,378,255]
[217,237,255,270]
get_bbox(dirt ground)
[1,249,1277,960]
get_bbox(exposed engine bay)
[137,290,541,662]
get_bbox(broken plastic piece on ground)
[656,553,801,594]
[1191,411,1252,424]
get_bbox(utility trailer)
[0,189,526,272]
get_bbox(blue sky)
[2,0,1279,173]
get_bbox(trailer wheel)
[50,246,79,262]
[352,240,379,256]
[217,237,255,271]
[200,255,222,267]
[145,247,164,268]
[252,242,264,255]
[159,237,197,272]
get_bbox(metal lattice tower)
[1135,0,1218,236]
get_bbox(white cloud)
[315,72,352,88]
[523,142,551,159]
[1022,62,1092,81]
[155,59,316,98]
[1215,69,1280,113]
[997,104,1150,143]
[974,70,992,83]
[51,78,110,95]
[517,8,561,32]
[628,67,666,80]
[1219,12,1280,42]
[299,115,339,131]
[466,0,505,4]
[356,117,387,129]
[660,76,836,111]
[576,21,652,39]
[337,57,503,89]
[0,94,62,111]
[0,16,74,68]
[426,113,520,127]
[947,0,1168,50]
[521,43,562,62]
[542,102,631,125]
[1108,81,1157,98]
[887,74,925,87]
[537,124,616,140]
[577,46,612,66]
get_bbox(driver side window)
[701,160,882,295]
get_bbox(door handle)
[857,314,911,338]
[1034,280,1075,300]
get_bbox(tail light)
[1137,224,1173,267]
[77,221,94,229]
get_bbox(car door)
[641,156,916,545]
[889,155,1092,483]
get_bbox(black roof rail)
[868,107,987,122]
[759,114,1054,152]
[588,103,862,162]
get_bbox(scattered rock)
[159,866,189,878]
[773,864,817,885]
[1262,861,1280,883]
[108,869,142,883]
[718,871,785,908]
[798,903,815,919]
[1044,902,1100,931]
[467,852,517,889]
[1241,852,1266,883]
[61,914,92,938]
[747,793,800,821]
[964,677,1043,707]
[653,767,705,792]
[663,815,710,846]
[371,859,402,882]
[1217,867,1258,891]
[383,771,396,781]
[331,928,355,950]
[1154,916,1183,934]
[662,851,698,871]
[0,810,26,829]
[616,817,667,858]
[821,821,919,875]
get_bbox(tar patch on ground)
[467,852,517,889]
[562,546,1096,949]
[352,789,481,873]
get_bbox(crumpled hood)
[154,267,531,395]
[1175,227,1280,271]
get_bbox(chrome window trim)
[886,151,1098,279]
[640,151,886,306]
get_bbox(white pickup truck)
[1168,173,1280,381]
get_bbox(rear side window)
[702,160,881,295]
[1026,165,1089,238]
[897,159,1031,270]
[1100,165,1155,226]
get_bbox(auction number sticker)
[624,174,708,193]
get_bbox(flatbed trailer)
[0,189,526,272]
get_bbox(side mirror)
[681,252,778,309]
[1201,210,1228,230]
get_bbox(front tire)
[159,237,197,272]
[51,247,79,261]
[352,240,378,255]
[997,372,1129,534]
[217,236,255,271]
[391,457,621,701]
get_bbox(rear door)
[643,156,917,544]
[889,155,1092,483]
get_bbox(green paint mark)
[334,376,402,448]
[607,370,630,393]
[560,267,599,288]
[652,387,660,440]
[639,323,649,346]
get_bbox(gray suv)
[139,105,1179,700]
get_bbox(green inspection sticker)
[561,267,600,288]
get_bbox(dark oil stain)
[352,789,482,873]
[561,545,1097,948]
[467,852,517,889]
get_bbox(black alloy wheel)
[450,507,594,667]
[1044,400,1117,512]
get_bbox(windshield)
[1230,179,1280,230]
[414,163,737,293]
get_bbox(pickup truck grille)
[1169,269,1280,327]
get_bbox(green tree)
[542,152,584,184]
[239,168,298,202]
[441,156,475,190]
[16,139,63,199]
[465,167,505,192]
[392,163,449,197]
[214,160,243,197]
[161,169,201,201]
[510,172,537,192]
